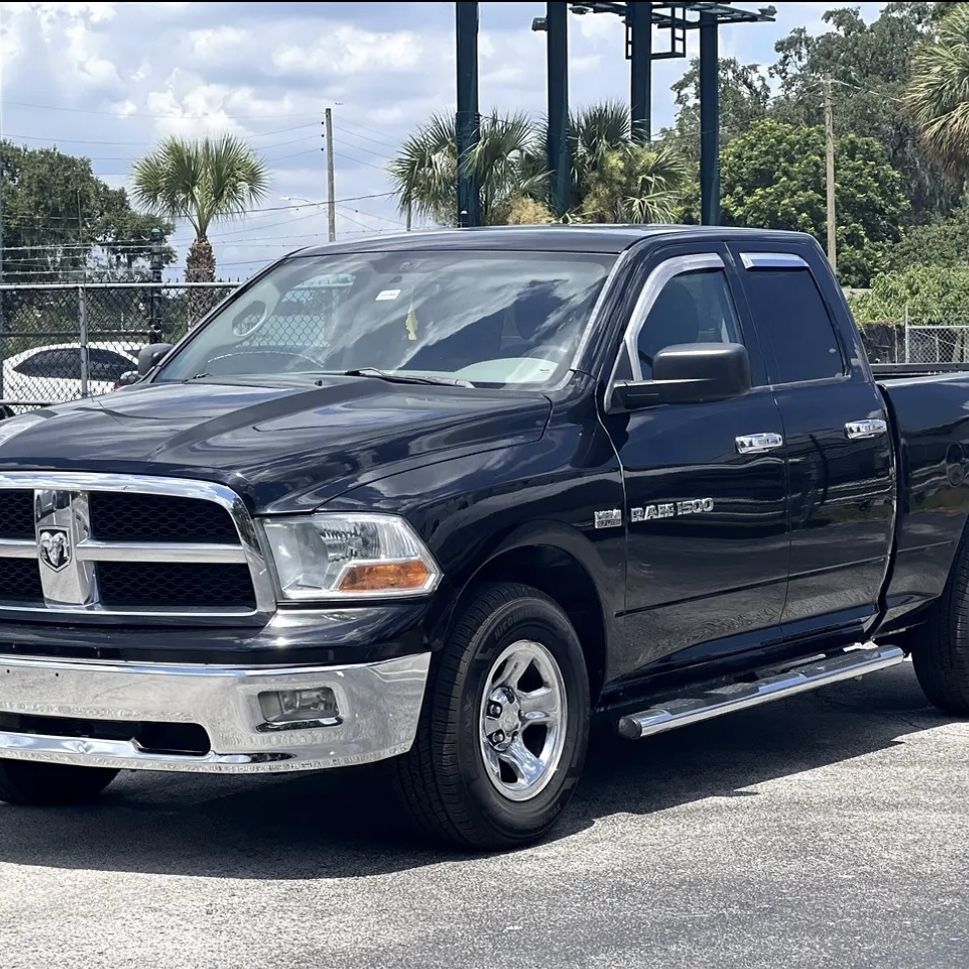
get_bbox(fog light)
[258,687,340,730]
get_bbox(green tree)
[390,101,689,227]
[663,57,770,162]
[388,112,545,226]
[906,3,969,190]
[719,120,909,286]
[771,2,957,220]
[888,200,969,270]
[133,135,268,282]
[579,145,686,224]
[0,141,173,282]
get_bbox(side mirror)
[114,370,141,390]
[137,343,174,377]
[612,342,751,410]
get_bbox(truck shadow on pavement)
[0,662,957,879]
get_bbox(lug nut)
[491,730,505,745]
[488,702,502,718]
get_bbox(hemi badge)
[594,509,623,530]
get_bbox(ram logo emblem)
[38,528,72,572]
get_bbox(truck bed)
[874,367,969,632]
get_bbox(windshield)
[155,249,616,388]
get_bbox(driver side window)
[637,268,742,380]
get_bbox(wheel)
[0,760,119,806]
[912,531,969,715]
[393,581,590,849]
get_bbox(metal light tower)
[455,2,774,227]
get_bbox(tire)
[393,582,590,850]
[0,760,119,806]
[912,531,969,716]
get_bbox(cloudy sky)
[0,1,884,279]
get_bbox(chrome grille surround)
[0,472,275,619]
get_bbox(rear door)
[602,242,789,675]
[729,244,895,637]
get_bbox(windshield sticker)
[406,303,419,341]
[375,289,401,301]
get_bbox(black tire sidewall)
[445,594,589,843]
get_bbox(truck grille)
[0,559,45,604]
[0,490,35,540]
[0,473,271,618]
[98,562,256,609]
[89,492,239,544]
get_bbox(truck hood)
[0,378,551,512]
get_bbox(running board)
[618,645,904,740]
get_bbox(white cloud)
[0,0,891,278]
[274,26,424,76]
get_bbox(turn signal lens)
[338,560,433,593]
[262,513,441,601]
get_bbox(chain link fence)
[900,324,969,365]
[858,322,969,366]
[0,281,238,413]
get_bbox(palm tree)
[132,135,268,282]
[906,4,969,185]
[579,145,687,224]
[389,111,546,226]
[567,101,637,204]
[391,101,687,227]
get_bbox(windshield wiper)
[341,368,474,388]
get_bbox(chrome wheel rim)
[478,639,568,803]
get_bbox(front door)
[602,245,789,679]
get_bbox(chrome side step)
[618,644,904,740]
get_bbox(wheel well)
[470,546,607,700]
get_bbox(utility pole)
[149,228,163,343]
[823,74,837,273]
[324,107,336,243]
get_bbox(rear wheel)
[912,532,969,715]
[0,760,119,806]
[393,582,590,849]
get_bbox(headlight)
[262,513,442,601]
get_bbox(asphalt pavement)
[1,660,966,969]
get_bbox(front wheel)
[393,582,590,850]
[0,760,119,806]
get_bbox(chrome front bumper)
[0,653,430,773]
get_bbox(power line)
[0,98,326,122]
[2,126,320,152]
[336,132,396,161]
[0,192,396,228]
[335,203,404,227]
[337,120,403,151]
[338,149,390,173]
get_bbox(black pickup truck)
[0,225,967,849]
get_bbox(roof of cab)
[295,224,816,258]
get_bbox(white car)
[1,342,139,416]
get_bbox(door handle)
[736,432,784,454]
[845,419,888,440]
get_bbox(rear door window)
[741,262,845,383]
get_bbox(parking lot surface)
[0,661,966,969]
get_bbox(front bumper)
[0,652,430,773]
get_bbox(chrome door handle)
[736,432,784,454]
[845,419,887,440]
